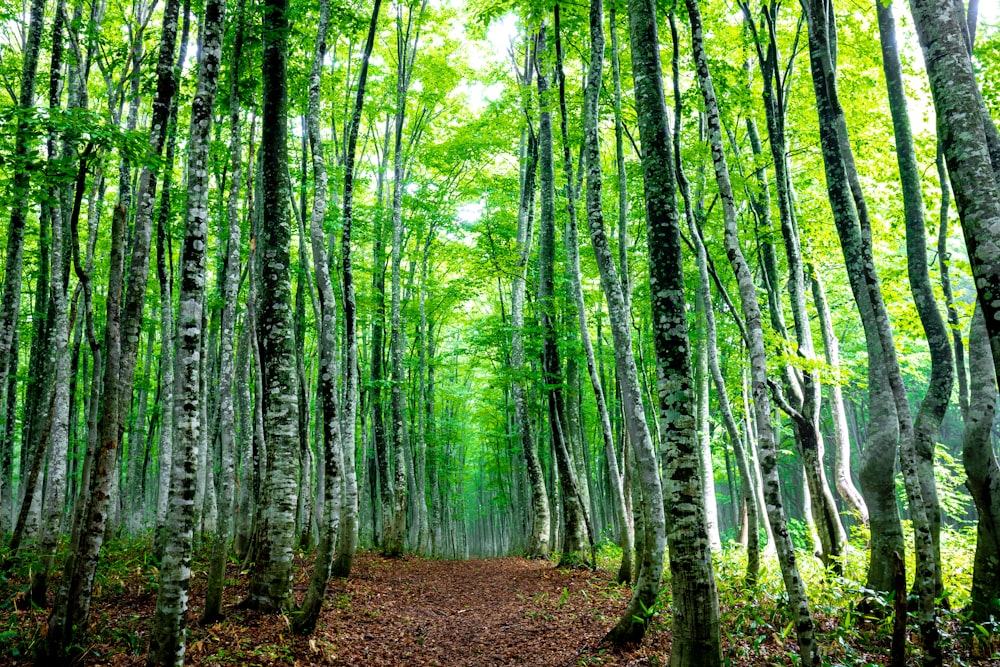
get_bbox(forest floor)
[4,539,1000,665]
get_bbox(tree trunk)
[31,0,70,605]
[908,0,1000,430]
[535,22,589,565]
[746,5,846,566]
[333,0,382,579]
[45,203,126,661]
[153,0,191,559]
[203,0,244,623]
[810,270,867,525]
[685,1,818,663]
[0,0,48,537]
[510,42,550,560]
[293,0,343,632]
[877,0,950,601]
[598,0,676,642]
[964,305,1000,622]
[384,0,428,557]
[804,0,938,658]
[146,0,226,659]
[248,0,300,609]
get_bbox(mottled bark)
[384,0,427,557]
[964,306,1000,622]
[146,0,226,660]
[810,270,867,524]
[153,0,191,556]
[554,3,601,563]
[248,0,300,609]
[45,204,126,661]
[535,23,589,564]
[675,127,759,582]
[804,0,938,659]
[292,0,344,633]
[598,0,672,643]
[203,0,245,623]
[118,0,183,465]
[32,0,70,605]
[0,0,48,537]
[332,0,382,579]
[936,151,969,423]
[877,0,949,601]
[510,42,550,560]
[909,0,1000,424]
[744,5,845,566]
[687,2,811,663]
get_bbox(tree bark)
[685,1,814,663]
[804,0,938,658]
[595,0,676,643]
[147,0,226,659]
[877,0,950,601]
[810,270,867,525]
[203,0,245,623]
[510,41,550,560]
[909,0,1000,420]
[383,0,428,557]
[0,0,48,538]
[248,0,301,609]
[964,305,1000,622]
[535,23,589,565]
[333,0,382,579]
[32,0,70,605]
[46,203,126,661]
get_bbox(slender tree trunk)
[668,22,758,577]
[535,22,589,565]
[31,0,70,605]
[554,3,602,564]
[598,0,674,642]
[877,0,950,601]
[936,151,969,423]
[153,0,191,558]
[745,6,846,566]
[0,0,48,538]
[810,270,867,524]
[333,0,381,578]
[371,121,391,547]
[203,0,244,622]
[384,0,427,557]
[291,0,350,632]
[685,1,818,663]
[46,203,126,661]
[510,42,550,560]
[909,0,1000,426]
[804,1,938,659]
[118,0,184,494]
[964,306,1000,621]
[146,0,226,659]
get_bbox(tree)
[248,0,301,609]
[908,0,1000,393]
[203,0,246,623]
[535,20,589,565]
[685,0,815,662]
[332,0,383,580]
[0,0,47,537]
[803,0,938,657]
[146,0,227,659]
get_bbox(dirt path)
[4,551,654,666]
[310,554,630,666]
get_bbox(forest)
[0,0,999,662]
